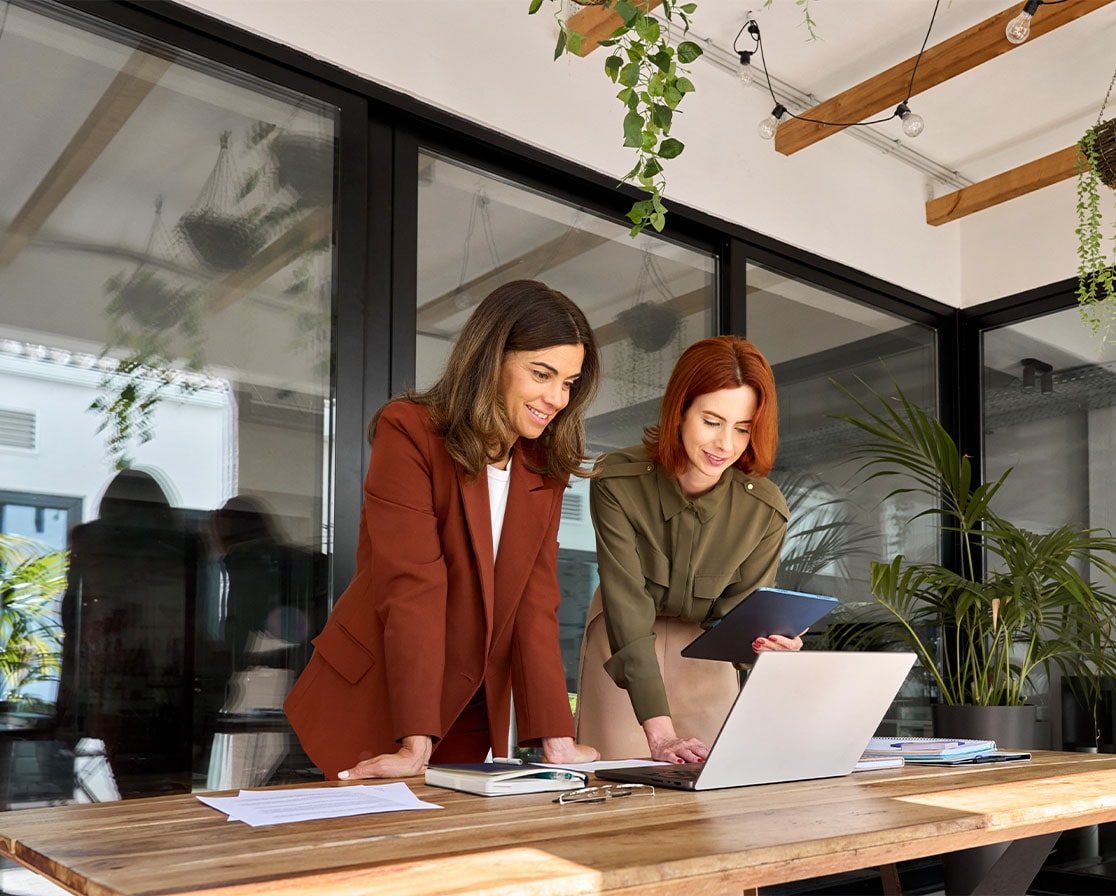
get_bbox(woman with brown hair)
[286,280,602,779]
[576,335,798,762]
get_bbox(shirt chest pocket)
[692,569,745,623]
[635,535,670,604]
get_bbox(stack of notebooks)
[860,737,1031,766]
[424,762,589,797]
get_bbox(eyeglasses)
[553,783,655,804]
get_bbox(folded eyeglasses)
[553,783,655,805]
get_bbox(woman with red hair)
[576,336,797,762]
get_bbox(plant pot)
[932,704,1039,895]
[178,210,265,272]
[1093,118,1116,189]
[616,301,680,352]
[270,134,334,207]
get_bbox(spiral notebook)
[595,651,916,791]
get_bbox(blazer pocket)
[313,622,377,685]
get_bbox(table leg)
[880,862,902,896]
[969,832,1059,896]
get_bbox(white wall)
[173,0,967,305]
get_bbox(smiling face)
[676,386,758,499]
[499,343,585,444]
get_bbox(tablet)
[679,586,839,664]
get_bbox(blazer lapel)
[494,459,556,614]
[458,465,495,645]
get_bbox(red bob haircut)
[643,336,778,478]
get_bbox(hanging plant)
[1076,69,1116,341]
[530,0,702,237]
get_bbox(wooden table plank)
[3,752,1116,896]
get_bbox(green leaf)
[613,1,640,27]
[635,16,660,43]
[623,110,644,147]
[677,40,704,64]
[681,2,697,11]
[553,29,567,61]
[619,62,641,88]
[675,76,695,94]
[663,85,682,108]
[605,54,623,82]
[528,0,543,14]
[642,158,663,178]
[651,103,673,130]
[658,137,685,159]
[650,211,666,231]
[649,49,673,72]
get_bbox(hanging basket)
[109,269,198,330]
[1093,118,1116,189]
[616,301,681,353]
[178,210,266,272]
[270,134,334,207]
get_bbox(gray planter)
[932,704,1040,895]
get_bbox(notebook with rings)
[594,651,916,791]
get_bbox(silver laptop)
[595,651,915,791]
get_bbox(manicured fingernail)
[338,770,350,779]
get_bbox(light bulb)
[758,104,786,140]
[1005,0,1041,44]
[737,52,753,87]
[896,102,925,138]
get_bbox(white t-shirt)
[487,456,512,560]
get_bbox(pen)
[492,757,524,765]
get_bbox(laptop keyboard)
[646,762,703,782]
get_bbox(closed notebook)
[424,763,588,797]
[863,737,996,761]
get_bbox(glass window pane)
[416,151,716,692]
[747,263,938,736]
[0,1,336,799]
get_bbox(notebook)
[594,650,916,791]
[680,587,839,664]
[425,762,588,796]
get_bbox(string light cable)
[754,0,942,140]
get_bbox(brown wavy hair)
[371,280,600,481]
[643,335,778,477]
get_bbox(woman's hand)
[752,631,805,654]
[337,735,433,780]
[541,736,599,765]
[643,716,709,764]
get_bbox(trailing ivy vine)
[1076,66,1116,342]
[530,0,702,236]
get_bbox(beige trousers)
[574,589,741,760]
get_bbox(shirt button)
[646,465,653,471]
[746,483,754,490]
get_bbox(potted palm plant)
[828,379,1116,738]
[0,534,67,713]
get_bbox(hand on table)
[338,735,432,780]
[643,715,709,764]
[541,736,599,765]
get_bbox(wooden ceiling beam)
[416,229,610,330]
[774,0,1116,156]
[0,46,171,269]
[925,145,1081,226]
[565,0,662,57]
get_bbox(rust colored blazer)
[284,400,576,779]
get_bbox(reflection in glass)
[0,1,336,799]
[415,151,716,690]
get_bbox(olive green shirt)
[590,445,789,723]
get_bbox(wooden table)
[3,751,1116,896]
